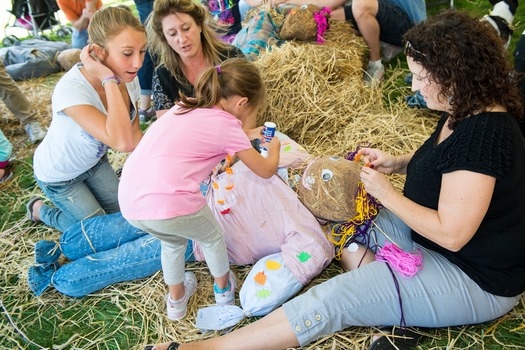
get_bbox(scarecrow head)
[298,156,362,222]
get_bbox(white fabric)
[34,63,140,182]
[195,253,303,331]
[196,305,245,331]
[240,252,303,317]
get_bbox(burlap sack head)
[298,156,361,221]
[279,4,320,41]
[57,48,81,72]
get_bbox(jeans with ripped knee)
[35,155,120,232]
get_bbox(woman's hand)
[358,148,408,174]
[82,8,94,21]
[359,166,396,204]
[80,45,114,82]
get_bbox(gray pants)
[0,60,37,125]
[283,209,522,346]
[128,205,229,285]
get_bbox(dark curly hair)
[404,10,523,129]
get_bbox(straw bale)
[252,21,440,186]
[254,21,377,157]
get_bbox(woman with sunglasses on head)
[145,10,525,350]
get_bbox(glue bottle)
[260,122,276,158]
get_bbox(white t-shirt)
[34,64,140,183]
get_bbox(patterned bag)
[232,8,282,61]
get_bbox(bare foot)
[0,168,13,183]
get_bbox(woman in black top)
[147,0,245,117]
[145,10,525,350]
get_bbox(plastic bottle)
[260,122,276,158]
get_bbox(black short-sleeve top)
[405,112,525,297]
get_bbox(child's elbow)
[260,170,274,179]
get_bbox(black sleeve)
[152,67,176,111]
[438,113,514,180]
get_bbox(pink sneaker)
[166,272,197,321]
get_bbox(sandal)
[369,327,426,350]
[144,343,180,350]
[26,197,42,223]
[0,168,13,184]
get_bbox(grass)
[1,1,525,350]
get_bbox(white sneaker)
[364,61,385,85]
[166,272,197,321]
[213,270,236,306]
[24,121,46,143]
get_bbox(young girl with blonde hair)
[28,6,145,232]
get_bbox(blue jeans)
[71,28,88,49]
[238,0,251,21]
[30,212,195,297]
[36,155,120,232]
[283,209,523,346]
[133,0,154,95]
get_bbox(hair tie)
[215,65,221,74]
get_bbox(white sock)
[368,60,383,69]
[169,294,184,304]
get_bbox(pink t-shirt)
[118,106,253,220]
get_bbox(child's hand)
[245,126,265,141]
[267,135,280,155]
[80,45,114,81]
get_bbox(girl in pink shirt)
[118,58,280,321]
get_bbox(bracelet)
[101,76,120,87]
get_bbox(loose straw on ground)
[0,18,523,350]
